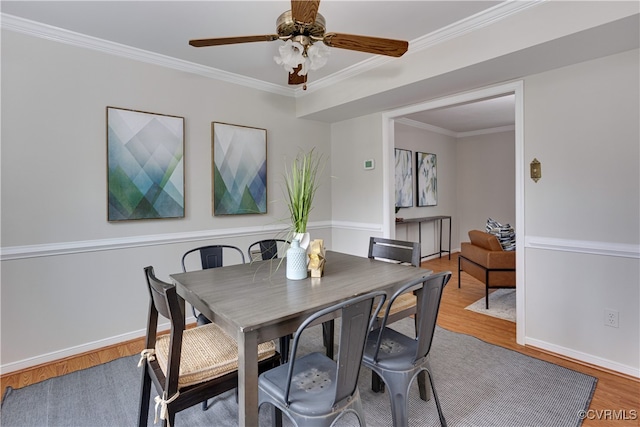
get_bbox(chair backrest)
[285,291,387,406]
[368,237,420,267]
[247,239,290,261]
[181,244,245,272]
[371,271,451,364]
[143,266,185,393]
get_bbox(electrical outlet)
[604,309,619,328]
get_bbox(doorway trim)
[381,80,525,344]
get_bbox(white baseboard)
[525,336,640,379]
[0,317,192,375]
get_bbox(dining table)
[170,250,432,426]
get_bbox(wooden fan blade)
[288,65,308,85]
[189,35,279,47]
[291,0,320,25]
[323,33,408,57]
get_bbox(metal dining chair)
[137,266,280,426]
[246,238,333,365]
[180,244,246,411]
[258,290,387,427]
[362,271,452,427]
[180,244,245,326]
[247,238,290,262]
[368,237,429,397]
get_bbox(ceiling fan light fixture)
[306,42,330,71]
[274,39,305,73]
[274,36,330,77]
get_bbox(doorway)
[381,81,525,344]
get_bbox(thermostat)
[364,159,375,170]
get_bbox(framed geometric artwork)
[416,152,437,207]
[212,122,267,215]
[106,107,184,221]
[395,148,413,208]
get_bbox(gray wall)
[329,50,639,377]
[1,26,638,378]
[1,30,333,369]
[457,130,516,238]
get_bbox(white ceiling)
[2,1,637,132]
[1,0,518,132]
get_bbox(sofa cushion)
[468,230,504,252]
[486,218,516,251]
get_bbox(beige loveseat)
[458,230,516,309]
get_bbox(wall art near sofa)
[106,107,184,221]
[212,122,267,215]
[416,152,437,206]
[395,148,413,207]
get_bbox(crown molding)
[395,118,458,137]
[396,118,515,138]
[2,1,542,98]
[0,13,296,97]
[297,0,544,96]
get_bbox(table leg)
[438,219,443,258]
[238,330,259,427]
[448,217,452,259]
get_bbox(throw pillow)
[486,218,516,251]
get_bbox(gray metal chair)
[180,244,245,326]
[368,237,427,397]
[180,244,246,411]
[362,271,452,427]
[247,238,290,262]
[258,290,387,427]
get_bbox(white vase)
[286,239,308,280]
[294,232,311,250]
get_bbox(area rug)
[1,318,595,427]
[465,288,516,322]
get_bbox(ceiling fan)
[189,0,409,89]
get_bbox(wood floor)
[2,253,638,426]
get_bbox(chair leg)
[322,320,334,360]
[427,367,447,427]
[458,256,462,288]
[379,371,412,427]
[270,405,283,427]
[414,315,430,401]
[166,411,175,427]
[372,371,385,393]
[417,371,431,401]
[202,400,208,411]
[138,367,152,427]
[279,335,291,364]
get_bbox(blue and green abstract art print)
[107,107,184,221]
[212,122,267,215]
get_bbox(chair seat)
[155,322,276,389]
[377,293,417,318]
[363,327,418,371]
[259,352,337,415]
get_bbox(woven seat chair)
[138,266,280,427]
[258,290,387,427]
[367,236,430,398]
[362,271,452,427]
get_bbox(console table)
[396,215,451,259]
